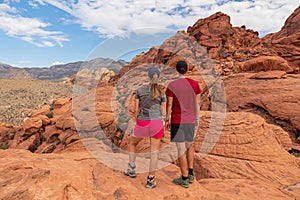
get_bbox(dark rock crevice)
[236,103,297,141]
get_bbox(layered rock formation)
[1,111,300,199]
[225,73,300,139]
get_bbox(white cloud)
[1,0,299,48]
[213,0,300,36]
[0,3,69,47]
[52,61,64,65]
[33,0,299,38]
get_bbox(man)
[165,60,201,188]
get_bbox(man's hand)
[164,118,171,131]
[195,118,199,127]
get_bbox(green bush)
[292,152,300,157]
[46,111,54,118]
[0,143,9,150]
[81,107,90,111]
[9,131,16,140]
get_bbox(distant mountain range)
[0,58,127,82]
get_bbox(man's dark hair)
[176,60,188,74]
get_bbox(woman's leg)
[149,137,161,176]
[129,136,142,163]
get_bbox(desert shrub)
[82,107,90,111]
[9,131,16,140]
[292,152,300,157]
[31,140,42,153]
[0,143,9,150]
[46,111,54,118]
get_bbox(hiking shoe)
[188,172,195,183]
[173,176,189,188]
[145,176,157,189]
[124,163,136,178]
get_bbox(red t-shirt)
[166,78,201,124]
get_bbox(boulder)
[242,56,293,73]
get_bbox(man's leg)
[186,142,194,169]
[186,142,195,183]
[176,142,188,177]
[172,142,189,188]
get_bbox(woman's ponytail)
[150,73,163,100]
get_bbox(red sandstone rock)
[53,97,71,110]
[242,56,293,72]
[113,7,300,80]
[55,116,76,130]
[1,111,300,199]
[22,117,43,133]
[28,105,50,117]
[224,73,300,143]
[263,6,300,70]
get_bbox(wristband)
[164,118,169,122]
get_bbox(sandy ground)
[0,79,72,125]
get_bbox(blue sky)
[0,0,299,68]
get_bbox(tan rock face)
[66,68,115,90]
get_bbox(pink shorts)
[134,119,164,139]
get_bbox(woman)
[124,67,166,189]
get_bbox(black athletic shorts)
[170,123,196,142]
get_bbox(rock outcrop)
[263,6,300,72]
[114,6,300,81]
[224,73,300,143]
[1,111,300,199]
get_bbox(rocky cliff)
[263,5,300,71]
[115,6,300,78]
